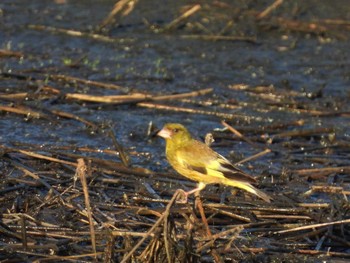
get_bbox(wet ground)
[1,0,350,262]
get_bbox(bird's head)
[157,123,192,145]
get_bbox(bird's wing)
[176,140,257,184]
[213,154,257,184]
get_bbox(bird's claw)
[175,189,189,203]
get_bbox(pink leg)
[178,182,206,203]
[186,182,206,196]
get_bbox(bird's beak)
[157,127,172,139]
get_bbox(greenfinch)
[157,123,271,202]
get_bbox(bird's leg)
[186,182,206,196]
[175,189,189,203]
[183,182,206,203]
[177,182,206,203]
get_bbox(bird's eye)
[173,128,179,133]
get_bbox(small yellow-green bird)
[157,123,271,202]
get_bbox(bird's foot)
[175,183,206,203]
[175,189,189,203]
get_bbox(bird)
[157,123,271,202]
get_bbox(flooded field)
[1,0,350,262]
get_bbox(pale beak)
[157,127,172,139]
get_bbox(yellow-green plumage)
[157,123,271,202]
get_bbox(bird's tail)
[223,179,272,203]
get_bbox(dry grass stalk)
[28,24,130,43]
[0,49,23,58]
[275,218,350,235]
[0,104,46,119]
[76,158,97,257]
[0,87,60,101]
[108,128,130,167]
[194,191,223,262]
[120,190,186,263]
[50,109,99,130]
[65,93,148,104]
[164,4,201,31]
[11,160,60,195]
[64,88,212,104]
[152,88,212,101]
[256,0,284,20]
[138,102,249,120]
[222,120,265,149]
[17,149,77,167]
[295,166,350,176]
[234,149,272,166]
[180,35,257,42]
[49,74,128,91]
[100,0,138,29]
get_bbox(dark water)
[1,0,350,179]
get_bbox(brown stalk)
[273,17,328,34]
[208,207,251,223]
[103,232,115,263]
[112,230,155,238]
[0,87,60,101]
[138,102,249,119]
[303,185,350,196]
[297,203,330,208]
[29,252,104,261]
[0,104,47,119]
[255,214,312,220]
[196,200,223,262]
[272,127,334,139]
[16,149,77,167]
[76,158,97,257]
[180,34,257,43]
[108,128,130,167]
[275,218,350,235]
[0,49,23,58]
[0,222,24,240]
[10,141,119,156]
[49,74,128,91]
[294,166,350,176]
[221,120,265,149]
[256,0,284,20]
[64,87,212,104]
[236,247,350,258]
[20,215,28,250]
[234,148,272,165]
[65,92,149,104]
[120,190,185,263]
[28,24,131,43]
[10,159,60,195]
[50,109,99,130]
[152,87,212,101]
[0,92,28,100]
[99,0,137,29]
[164,4,201,31]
